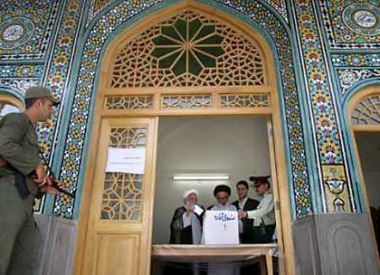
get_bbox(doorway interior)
[354,131,380,253]
[153,115,272,244]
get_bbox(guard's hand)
[0,157,7,167]
[39,185,60,194]
[38,179,65,194]
[33,163,47,186]
[238,210,247,219]
[53,179,66,189]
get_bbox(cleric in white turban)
[169,189,204,244]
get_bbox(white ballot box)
[203,210,239,244]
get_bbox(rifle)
[39,151,76,198]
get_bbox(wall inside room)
[355,132,380,208]
[152,115,271,244]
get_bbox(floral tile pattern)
[0,0,61,59]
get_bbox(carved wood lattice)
[161,94,212,109]
[105,95,153,110]
[111,9,266,88]
[352,94,380,125]
[101,127,147,220]
[220,94,269,108]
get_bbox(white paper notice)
[105,147,146,174]
[203,210,239,244]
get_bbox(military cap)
[249,175,271,187]
[24,86,60,106]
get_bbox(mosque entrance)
[74,2,293,275]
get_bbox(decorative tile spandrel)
[322,165,352,212]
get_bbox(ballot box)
[203,210,239,244]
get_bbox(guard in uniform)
[0,86,60,275]
[238,176,276,243]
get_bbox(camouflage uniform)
[0,112,40,275]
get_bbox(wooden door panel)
[81,117,157,275]
[95,234,140,275]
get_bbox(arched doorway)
[75,2,292,274]
[0,93,23,119]
[348,84,380,257]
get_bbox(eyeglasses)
[216,195,229,200]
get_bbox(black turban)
[213,184,231,197]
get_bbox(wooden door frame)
[74,116,158,275]
[74,1,295,274]
[74,112,292,275]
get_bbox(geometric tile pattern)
[39,0,83,167]
[264,0,288,22]
[0,1,80,214]
[87,0,114,27]
[342,3,380,37]
[0,0,60,59]
[293,0,354,212]
[54,0,164,218]
[320,0,380,49]
[332,53,380,68]
[42,0,82,217]
[0,64,45,78]
[295,1,344,163]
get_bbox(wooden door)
[81,117,158,275]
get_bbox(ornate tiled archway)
[54,0,313,223]
[73,2,301,274]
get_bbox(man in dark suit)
[232,180,259,244]
[232,180,261,275]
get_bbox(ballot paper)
[193,204,204,216]
[203,210,239,244]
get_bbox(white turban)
[182,189,199,200]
